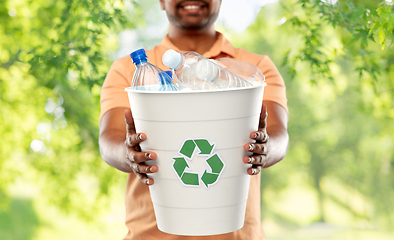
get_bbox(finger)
[250,131,269,143]
[131,162,158,174]
[247,165,262,175]
[125,133,146,147]
[258,104,268,130]
[134,172,155,185]
[127,151,157,164]
[243,154,268,167]
[128,162,158,185]
[134,164,158,185]
[244,143,268,155]
[124,109,135,132]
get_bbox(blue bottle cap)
[165,70,173,78]
[130,49,148,65]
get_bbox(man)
[99,0,289,239]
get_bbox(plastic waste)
[162,50,205,90]
[158,71,179,91]
[162,49,252,90]
[215,58,265,85]
[165,70,173,78]
[130,49,179,91]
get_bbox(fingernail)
[251,168,257,175]
[254,132,260,139]
[136,134,143,141]
[248,156,254,164]
[145,179,150,185]
[145,153,152,159]
[248,144,255,151]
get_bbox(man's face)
[160,0,222,31]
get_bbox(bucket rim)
[125,82,266,94]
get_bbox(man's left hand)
[243,104,269,175]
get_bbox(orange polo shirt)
[100,32,288,240]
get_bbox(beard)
[165,0,220,31]
[167,11,219,31]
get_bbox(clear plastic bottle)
[130,49,179,91]
[195,58,253,89]
[215,58,265,85]
[162,50,205,90]
[158,71,179,91]
[162,49,252,90]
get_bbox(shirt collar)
[158,31,236,59]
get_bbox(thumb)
[124,109,135,132]
[259,104,268,130]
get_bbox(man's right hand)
[124,109,158,185]
[99,107,158,186]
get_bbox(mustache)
[176,0,209,8]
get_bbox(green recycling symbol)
[172,138,225,189]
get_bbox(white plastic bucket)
[125,83,265,236]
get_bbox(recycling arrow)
[172,138,225,189]
[179,139,196,158]
[173,157,189,177]
[201,170,219,188]
[181,172,199,186]
[194,139,214,155]
[206,154,224,174]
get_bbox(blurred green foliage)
[0,0,133,219]
[0,198,39,239]
[0,0,393,238]
[228,0,394,231]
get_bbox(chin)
[180,20,209,30]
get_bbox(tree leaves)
[232,0,394,230]
[281,0,393,84]
[0,0,131,219]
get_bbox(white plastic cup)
[125,84,265,236]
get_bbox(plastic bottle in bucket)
[158,71,179,91]
[130,49,180,91]
[215,58,265,85]
[162,49,252,90]
[162,50,205,90]
[195,58,253,89]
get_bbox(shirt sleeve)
[256,55,288,113]
[99,56,135,121]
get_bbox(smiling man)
[99,0,289,239]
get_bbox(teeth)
[184,5,200,10]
